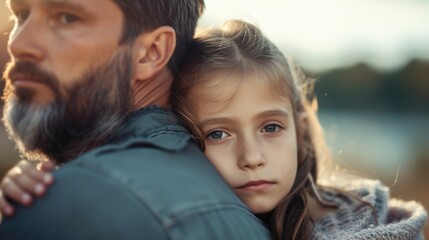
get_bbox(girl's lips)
[237,180,276,192]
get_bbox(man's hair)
[113,0,205,75]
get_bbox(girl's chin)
[246,203,276,214]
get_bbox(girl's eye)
[58,13,80,24]
[206,130,230,140]
[261,124,283,133]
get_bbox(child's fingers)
[38,161,56,172]
[0,179,32,206]
[16,160,53,185]
[0,191,14,217]
[8,170,46,196]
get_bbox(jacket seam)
[69,163,250,237]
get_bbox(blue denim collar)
[110,105,190,144]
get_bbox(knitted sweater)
[312,179,427,240]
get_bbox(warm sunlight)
[201,0,429,72]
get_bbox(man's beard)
[2,47,133,165]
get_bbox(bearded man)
[0,0,269,239]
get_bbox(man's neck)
[131,68,173,111]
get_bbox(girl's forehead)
[190,72,293,115]
[191,70,292,104]
[192,73,241,103]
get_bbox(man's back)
[0,107,269,239]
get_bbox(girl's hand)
[0,160,55,217]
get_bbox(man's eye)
[261,124,282,133]
[206,130,229,140]
[58,13,80,24]
[15,9,30,23]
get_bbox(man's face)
[3,0,132,163]
[6,0,124,101]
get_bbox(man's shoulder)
[0,143,269,240]
[56,133,264,236]
[68,131,222,197]
[62,138,247,216]
[0,164,169,239]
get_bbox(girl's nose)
[237,140,266,170]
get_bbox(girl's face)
[191,74,298,214]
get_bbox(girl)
[0,20,426,239]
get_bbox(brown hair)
[112,0,205,75]
[171,20,321,239]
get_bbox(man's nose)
[8,16,45,62]
[237,139,266,170]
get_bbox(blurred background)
[1,0,428,236]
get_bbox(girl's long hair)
[171,20,341,239]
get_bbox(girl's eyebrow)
[254,109,290,120]
[199,110,289,127]
[199,117,234,127]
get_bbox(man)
[0,0,270,239]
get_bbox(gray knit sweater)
[312,179,427,240]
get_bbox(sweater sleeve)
[0,166,169,240]
[313,179,428,240]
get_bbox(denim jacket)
[0,106,270,240]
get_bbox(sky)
[200,0,429,73]
[1,0,429,73]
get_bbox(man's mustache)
[5,61,60,93]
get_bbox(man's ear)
[132,26,176,82]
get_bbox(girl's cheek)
[204,147,237,185]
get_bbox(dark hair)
[112,0,205,75]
